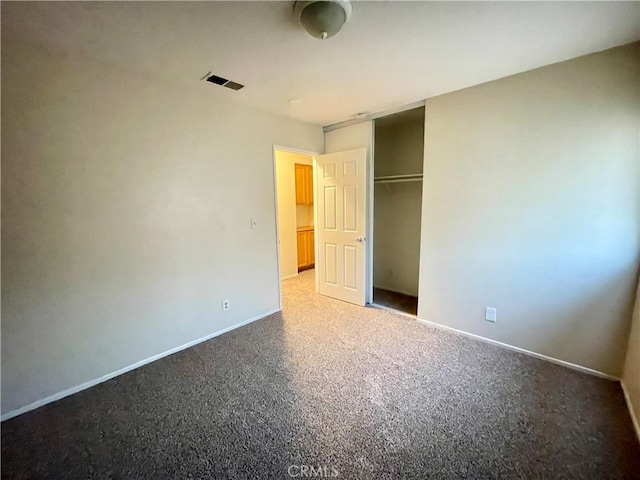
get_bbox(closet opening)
[371,106,425,315]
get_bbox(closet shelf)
[374,173,423,184]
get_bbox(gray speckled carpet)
[2,269,640,479]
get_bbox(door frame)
[272,145,321,311]
[366,127,375,305]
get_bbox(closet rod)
[374,173,423,181]
[374,177,423,184]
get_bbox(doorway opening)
[273,147,318,303]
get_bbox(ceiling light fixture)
[293,1,352,40]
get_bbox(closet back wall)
[373,109,425,297]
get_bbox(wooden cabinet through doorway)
[295,164,313,205]
[297,227,314,271]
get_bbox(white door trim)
[272,145,321,311]
[366,125,375,304]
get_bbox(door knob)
[356,237,365,243]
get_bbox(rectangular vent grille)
[205,73,244,91]
[206,74,228,85]
[224,81,244,91]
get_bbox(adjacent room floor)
[2,269,639,479]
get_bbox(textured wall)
[1,36,323,415]
[418,43,640,376]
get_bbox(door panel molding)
[315,148,367,306]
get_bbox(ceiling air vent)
[223,81,244,91]
[203,72,244,91]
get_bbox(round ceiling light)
[293,1,352,40]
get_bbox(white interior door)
[315,148,367,306]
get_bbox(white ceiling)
[3,1,639,126]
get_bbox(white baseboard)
[281,273,299,281]
[430,308,640,438]
[621,380,640,442]
[416,318,619,381]
[1,308,281,422]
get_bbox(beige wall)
[275,151,314,280]
[373,109,424,296]
[1,37,323,415]
[623,280,640,436]
[419,42,640,376]
[296,204,314,229]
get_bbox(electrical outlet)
[222,300,230,311]
[485,307,497,322]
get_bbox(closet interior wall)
[373,107,425,312]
